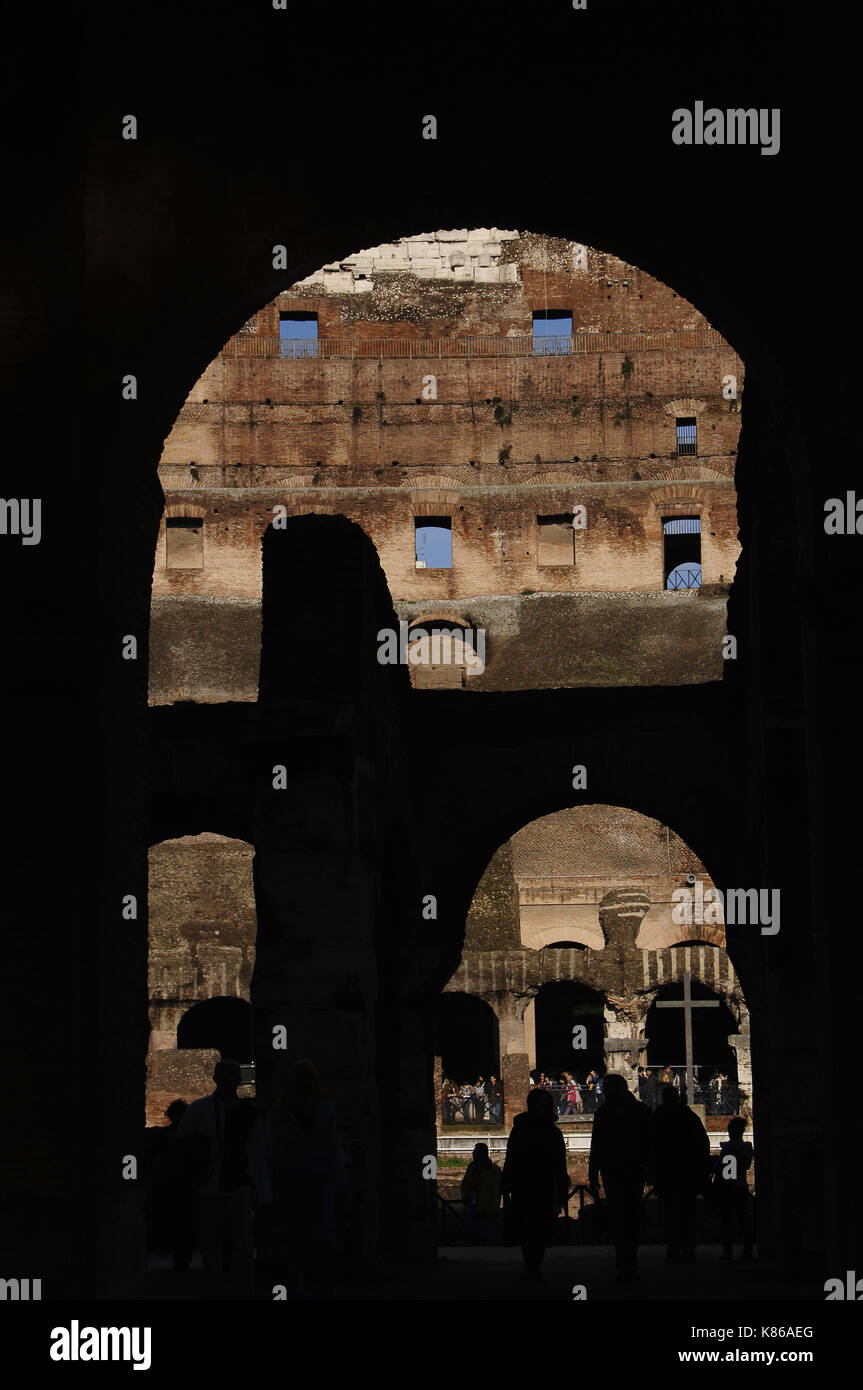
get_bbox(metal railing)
[666,566,703,590]
[223,327,727,360]
[439,1074,743,1126]
[638,1072,742,1114]
[441,1090,504,1125]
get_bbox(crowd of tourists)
[459,1081,754,1283]
[441,1075,503,1123]
[142,1058,349,1299]
[637,1066,738,1114]
[442,1066,738,1123]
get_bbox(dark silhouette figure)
[461,1141,502,1245]
[588,1073,652,1282]
[146,1099,197,1271]
[176,1058,271,1297]
[501,1087,569,1281]
[638,1068,658,1112]
[651,1084,711,1263]
[266,1059,349,1299]
[714,1117,754,1260]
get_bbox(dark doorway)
[644,979,736,1082]
[177,996,253,1063]
[534,980,605,1078]
[663,516,702,589]
[434,992,499,1083]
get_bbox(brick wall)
[151,231,743,697]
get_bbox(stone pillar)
[603,996,649,1094]
[502,1051,529,1129]
[729,1034,753,1120]
[523,997,536,1070]
[603,1037,648,1094]
[497,991,534,1128]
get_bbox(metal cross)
[656,971,718,1104]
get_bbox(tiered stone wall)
[150,230,743,701]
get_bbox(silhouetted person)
[442,1078,458,1123]
[176,1059,271,1297]
[501,1087,569,1281]
[588,1073,652,1282]
[639,1069,658,1112]
[147,1099,197,1271]
[713,1071,730,1115]
[651,1084,710,1263]
[714,1116,753,1260]
[266,1059,349,1299]
[461,1142,502,1245]
[487,1075,503,1124]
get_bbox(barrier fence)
[440,1072,742,1126]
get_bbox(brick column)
[729,1034,753,1120]
[502,1052,530,1130]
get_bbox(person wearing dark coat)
[588,1072,653,1282]
[651,1084,711,1262]
[146,1099,197,1271]
[501,1087,570,1281]
[714,1116,754,1260]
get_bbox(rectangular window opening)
[414,517,452,569]
[537,513,576,566]
[166,517,204,569]
[532,310,573,356]
[663,516,701,589]
[676,416,698,456]
[279,311,318,358]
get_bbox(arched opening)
[434,993,500,1124]
[150,228,744,705]
[177,996,253,1064]
[534,980,606,1113]
[644,979,738,1112]
[77,179,833,1295]
[406,618,480,689]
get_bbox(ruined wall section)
[146,833,256,1121]
[150,231,743,700]
[160,351,742,484]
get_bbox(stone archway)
[74,146,837,1291]
[447,805,754,1124]
[146,832,256,1125]
[176,995,253,1062]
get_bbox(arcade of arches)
[113,223,835,1290]
[434,806,751,1131]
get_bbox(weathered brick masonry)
[143,234,755,1267]
[150,231,743,702]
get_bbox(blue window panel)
[676,418,698,455]
[279,313,318,358]
[666,563,702,590]
[415,522,452,569]
[533,311,573,356]
[663,518,701,535]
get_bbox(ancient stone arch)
[68,171,840,1292]
[148,227,744,706]
[441,804,752,1125]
